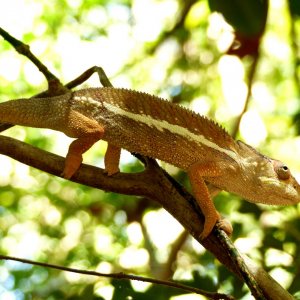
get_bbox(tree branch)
[0,26,67,95]
[0,254,233,300]
[0,27,294,299]
[0,135,294,300]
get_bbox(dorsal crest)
[74,87,237,153]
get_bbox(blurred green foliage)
[0,0,300,299]
[209,0,268,36]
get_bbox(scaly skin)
[1,87,300,238]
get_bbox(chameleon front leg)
[62,111,105,178]
[62,110,122,178]
[187,162,233,239]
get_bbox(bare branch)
[0,135,295,299]
[216,230,265,299]
[0,27,67,95]
[0,28,294,300]
[65,66,113,89]
[0,255,234,300]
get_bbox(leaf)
[288,0,300,17]
[208,0,268,36]
[208,0,268,57]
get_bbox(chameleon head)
[237,141,300,206]
[255,159,300,205]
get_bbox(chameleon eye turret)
[273,160,291,180]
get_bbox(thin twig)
[0,27,113,134]
[0,28,292,299]
[216,230,266,299]
[0,66,112,133]
[0,27,66,94]
[65,66,113,89]
[0,255,233,300]
[0,26,65,133]
[0,135,295,299]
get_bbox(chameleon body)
[1,87,300,238]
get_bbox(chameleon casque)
[1,87,300,239]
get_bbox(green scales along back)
[71,88,239,170]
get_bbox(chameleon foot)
[103,166,120,176]
[200,215,233,240]
[62,154,83,179]
[216,218,233,236]
[200,214,220,240]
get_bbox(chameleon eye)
[275,164,291,180]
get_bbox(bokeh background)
[0,0,300,299]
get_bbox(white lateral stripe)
[102,102,238,161]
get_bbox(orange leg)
[187,162,233,239]
[62,111,104,179]
[104,144,121,175]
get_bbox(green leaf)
[208,0,268,36]
[288,0,300,17]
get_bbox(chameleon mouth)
[257,176,300,205]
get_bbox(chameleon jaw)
[257,176,300,205]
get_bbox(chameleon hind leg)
[104,144,121,175]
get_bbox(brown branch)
[0,28,293,299]
[0,135,294,300]
[0,255,233,300]
[0,27,67,95]
[0,135,151,196]
[65,66,113,89]
[216,230,265,299]
[0,65,112,133]
[0,30,112,134]
[0,26,66,134]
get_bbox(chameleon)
[0,87,300,239]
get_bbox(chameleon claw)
[103,166,120,176]
[62,158,82,179]
[200,217,233,240]
[216,218,233,236]
[61,169,75,179]
[200,215,219,240]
